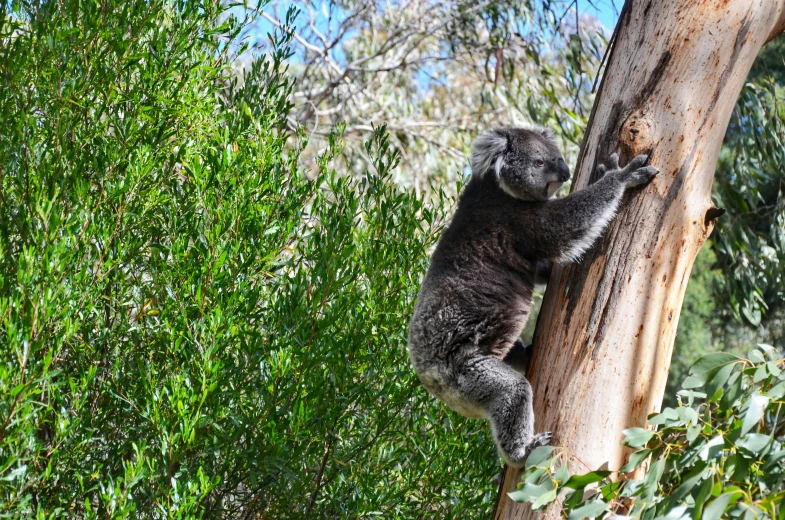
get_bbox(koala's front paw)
[615,153,659,188]
[623,153,659,187]
[626,164,659,187]
[596,152,621,178]
[598,153,659,188]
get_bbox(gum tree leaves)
[510,346,785,518]
[741,391,769,434]
[682,352,741,389]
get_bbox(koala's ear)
[471,130,508,177]
[538,127,556,142]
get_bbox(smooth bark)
[494,1,785,518]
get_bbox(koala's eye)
[534,159,545,167]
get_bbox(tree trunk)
[494,1,785,518]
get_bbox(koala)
[408,127,658,467]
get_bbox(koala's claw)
[596,152,622,177]
[626,164,659,187]
[623,153,650,173]
[598,153,658,188]
[523,432,553,460]
[607,152,621,170]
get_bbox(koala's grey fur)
[408,127,658,467]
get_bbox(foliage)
[510,345,785,519]
[664,246,785,409]
[0,1,499,517]
[749,33,785,85]
[258,0,606,193]
[713,79,785,326]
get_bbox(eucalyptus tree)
[493,1,785,517]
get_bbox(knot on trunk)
[704,206,726,226]
[618,113,654,162]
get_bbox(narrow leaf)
[623,428,655,449]
[563,471,611,490]
[741,392,769,434]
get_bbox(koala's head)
[471,127,570,201]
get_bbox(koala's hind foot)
[456,355,552,468]
[523,432,553,459]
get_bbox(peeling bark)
[494,1,785,518]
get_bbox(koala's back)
[408,176,538,372]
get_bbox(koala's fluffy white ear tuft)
[538,127,556,142]
[471,130,508,177]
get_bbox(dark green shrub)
[0,1,498,517]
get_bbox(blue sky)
[250,0,626,59]
[251,1,626,44]
[577,0,624,30]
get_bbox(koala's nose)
[557,159,570,182]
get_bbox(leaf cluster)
[511,346,785,519]
[713,80,785,326]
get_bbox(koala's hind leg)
[458,356,552,467]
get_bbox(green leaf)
[640,457,666,500]
[702,493,737,520]
[692,353,742,374]
[766,380,785,400]
[649,408,679,425]
[525,446,555,469]
[721,372,744,409]
[620,449,651,473]
[524,467,548,485]
[757,344,776,357]
[736,433,771,455]
[677,389,707,405]
[698,436,725,461]
[566,499,608,520]
[692,478,714,520]
[682,374,707,389]
[563,489,585,509]
[676,406,699,425]
[741,392,769,434]
[729,454,750,481]
[686,425,701,442]
[763,449,785,472]
[684,353,741,388]
[554,463,570,485]
[741,303,761,326]
[753,364,769,383]
[623,428,655,449]
[530,487,558,510]
[671,463,707,502]
[509,481,553,503]
[563,471,611,490]
[706,362,736,401]
[599,480,624,501]
[660,505,689,519]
